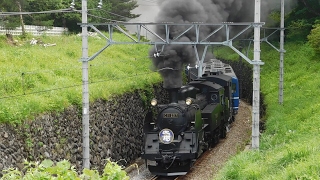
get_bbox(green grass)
[0,33,161,123]
[3,33,320,179]
[215,42,320,179]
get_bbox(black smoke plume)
[149,0,297,89]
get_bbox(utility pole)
[81,0,90,169]
[252,0,261,150]
[279,0,285,104]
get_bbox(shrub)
[0,159,129,180]
[287,19,313,41]
[307,22,320,55]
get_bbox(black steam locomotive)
[141,59,239,176]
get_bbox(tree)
[308,22,320,54]
[107,0,139,21]
[1,0,140,33]
[24,0,58,27]
[0,0,28,34]
[285,0,320,41]
[299,0,320,16]
[24,0,139,32]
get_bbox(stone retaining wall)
[0,84,168,176]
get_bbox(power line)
[0,9,76,16]
[87,12,153,23]
[95,9,133,20]
[0,56,153,78]
[0,57,183,100]
[0,3,148,24]
[138,4,159,6]
[0,8,104,16]
[0,71,159,100]
[0,83,81,100]
[87,13,124,23]
[0,66,81,78]
[139,0,158,4]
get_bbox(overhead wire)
[0,55,184,100]
[0,2,155,22]
[87,12,153,23]
[0,70,160,100]
[93,9,133,21]
[137,4,159,6]
[0,9,77,16]
[0,1,166,100]
[139,0,158,3]
[87,13,125,23]
[138,0,160,5]
[87,2,157,23]
[0,55,154,78]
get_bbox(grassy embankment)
[215,42,320,179]
[2,32,320,179]
[0,33,161,124]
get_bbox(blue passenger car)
[231,76,239,114]
[186,59,239,115]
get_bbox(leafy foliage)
[0,0,139,32]
[285,0,320,41]
[268,11,281,25]
[0,0,26,29]
[287,19,313,41]
[307,21,320,54]
[0,159,129,180]
[107,0,139,20]
[101,159,129,180]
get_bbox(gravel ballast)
[180,101,252,179]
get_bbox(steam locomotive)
[141,59,239,176]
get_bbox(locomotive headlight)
[151,98,157,106]
[186,97,192,105]
[159,128,174,144]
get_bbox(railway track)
[150,175,179,180]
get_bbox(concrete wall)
[0,25,68,36]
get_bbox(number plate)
[163,113,178,118]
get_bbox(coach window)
[225,68,232,73]
[202,87,208,94]
[232,83,236,93]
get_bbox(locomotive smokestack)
[166,88,180,103]
[149,41,194,89]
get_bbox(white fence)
[0,25,68,36]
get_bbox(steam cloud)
[149,0,297,88]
